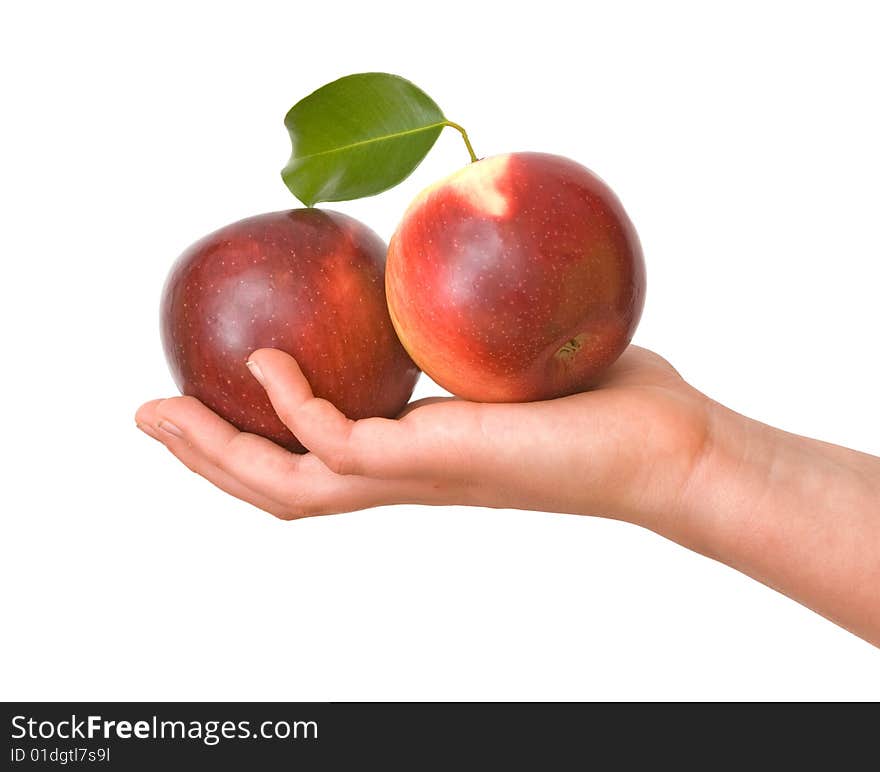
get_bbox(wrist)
[654,399,783,560]
[665,399,880,615]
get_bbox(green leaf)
[281,73,448,206]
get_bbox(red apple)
[386,152,645,402]
[161,209,419,451]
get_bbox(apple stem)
[443,121,478,163]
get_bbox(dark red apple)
[386,152,645,402]
[161,209,419,451]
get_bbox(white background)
[2,1,878,700]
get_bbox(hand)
[136,346,880,644]
[135,345,712,527]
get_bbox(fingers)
[144,396,309,505]
[135,348,469,517]
[135,401,292,518]
[397,396,457,418]
[135,396,421,517]
[246,348,417,478]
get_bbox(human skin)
[135,346,880,646]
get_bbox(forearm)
[139,346,880,645]
[666,402,880,645]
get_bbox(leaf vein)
[289,122,447,163]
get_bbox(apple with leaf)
[160,73,645,448]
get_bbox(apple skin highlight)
[386,152,646,402]
[161,209,420,451]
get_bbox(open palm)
[136,345,712,525]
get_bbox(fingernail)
[136,422,161,440]
[157,420,184,438]
[246,358,266,386]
